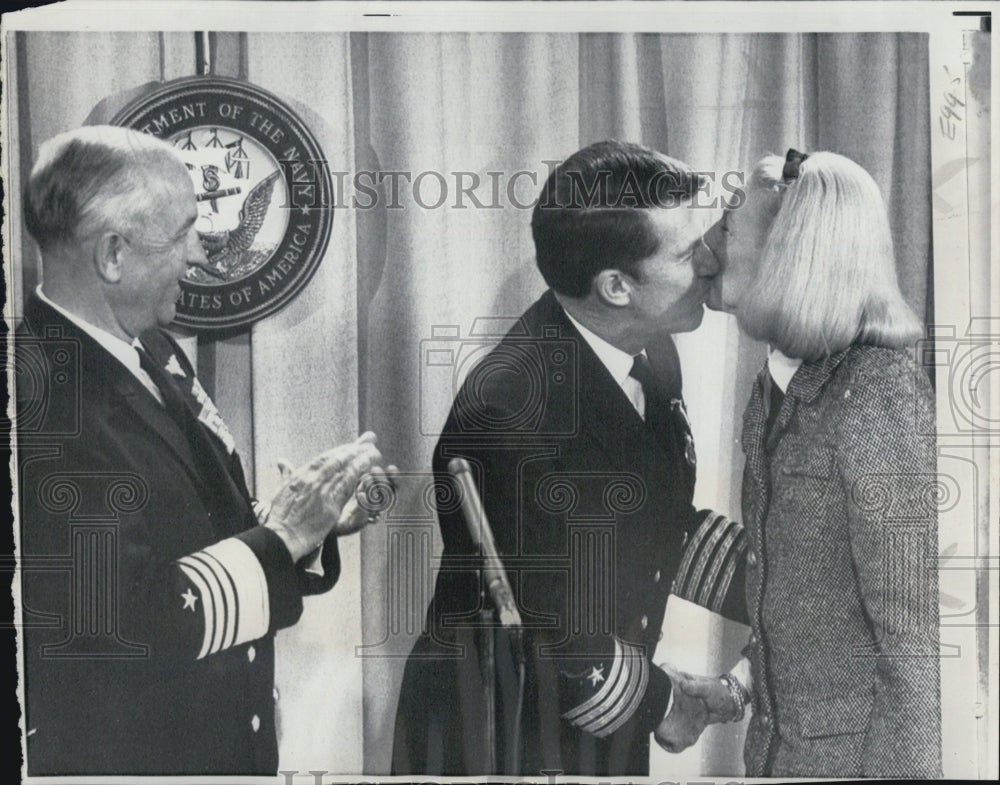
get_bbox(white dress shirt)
[35,285,164,406]
[563,309,649,419]
[767,347,803,394]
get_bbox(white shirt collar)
[563,308,638,387]
[36,286,163,404]
[767,347,803,394]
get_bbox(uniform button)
[273,687,280,702]
[247,645,256,663]
[657,631,664,642]
[251,714,261,732]
[747,551,758,567]
[749,633,758,646]
[653,570,661,584]
[640,615,648,630]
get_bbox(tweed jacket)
[740,344,941,778]
[392,291,745,776]
[16,295,341,775]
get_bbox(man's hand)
[675,671,743,724]
[654,664,711,754]
[334,461,400,535]
[265,432,389,562]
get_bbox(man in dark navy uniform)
[393,141,747,775]
[14,126,390,775]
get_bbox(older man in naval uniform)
[14,125,390,775]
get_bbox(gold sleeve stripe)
[579,642,648,737]
[210,537,270,647]
[185,552,230,655]
[709,531,747,614]
[696,521,744,609]
[673,513,711,593]
[177,537,269,658]
[685,513,736,601]
[571,640,631,729]
[177,560,215,660]
[191,551,237,652]
[563,639,626,723]
[597,646,648,737]
[563,638,649,738]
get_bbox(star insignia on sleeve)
[587,665,605,686]
[181,587,198,611]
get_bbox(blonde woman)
[670,150,941,777]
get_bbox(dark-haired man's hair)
[531,140,703,298]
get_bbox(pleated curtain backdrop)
[9,30,933,775]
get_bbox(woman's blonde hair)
[736,151,922,361]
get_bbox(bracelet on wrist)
[719,673,749,722]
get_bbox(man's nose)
[694,235,720,277]
[184,227,208,265]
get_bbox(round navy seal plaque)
[111,76,334,330]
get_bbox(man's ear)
[593,269,633,308]
[94,232,125,284]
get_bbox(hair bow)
[781,148,810,182]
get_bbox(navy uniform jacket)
[741,345,941,777]
[16,294,340,775]
[392,291,746,776]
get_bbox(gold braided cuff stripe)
[177,537,269,659]
[562,638,649,738]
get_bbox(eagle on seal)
[197,169,281,277]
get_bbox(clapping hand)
[265,432,398,562]
[331,442,400,536]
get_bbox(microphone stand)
[478,594,498,774]
[449,458,525,775]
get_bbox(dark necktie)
[629,352,697,482]
[135,344,251,525]
[628,353,661,426]
[630,353,674,452]
[136,345,194,430]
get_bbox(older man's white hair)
[24,125,188,252]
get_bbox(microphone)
[448,457,523,628]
